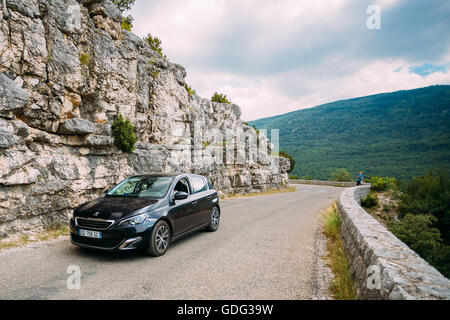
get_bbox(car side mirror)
[173,191,188,200]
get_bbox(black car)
[70,173,220,256]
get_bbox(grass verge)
[0,222,69,252]
[321,202,356,300]
[221,185,297,201]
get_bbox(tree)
[144,34,165,57]
[397,169,450,243]
[112,1,136,32]
[185,84,196,96]
[121,15,133,31]
[112,0,135,12]
[279,150,295,173]
[112,113,137,153]
[329,168,352,182]
[211,92,231,104]
[389,214,450,278]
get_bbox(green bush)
[211,92,231,104]
[389,214,450,278]
[111,113,137,153]
[329,168,353,182]
[79,52,90,66]
[185,84,196,96]
[289,174,299,179]
[367,176,398,191]
[112,0,135,12]
[279,150,296,173]
[121,15,133,31]
[361,193,378,208]
[398,169,450,244]
[301,175,312,180]
[144,34,165,57]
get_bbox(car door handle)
[191,201,198,205]
[206,195,212,199]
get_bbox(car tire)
[146,220,171,256]
[205,206,220,232]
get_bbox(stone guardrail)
[289,179,357,187]
[338,186,450,299]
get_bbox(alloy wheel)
[155,225,169,251]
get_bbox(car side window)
[207,180,214,190]
[190,176,208,194]
[174,178,190,194]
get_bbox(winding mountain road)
[0,184,344,299]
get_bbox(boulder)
[58,118,96,135]
[0,73,29,113]
[0,132,19,148]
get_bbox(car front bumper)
[69,217,156,251]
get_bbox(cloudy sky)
[128,0,450,121]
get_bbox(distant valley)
[250,85,450,181]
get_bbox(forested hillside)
[250,85,450,181]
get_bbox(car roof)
[131,173,207,179]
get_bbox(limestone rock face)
[0,0,289,237]
[0,73,29,115]
[59,118,96,135]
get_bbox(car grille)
[71,233,123,249]
[75,217,114,230]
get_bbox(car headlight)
[118,213,148,226]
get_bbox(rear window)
[190,176,208,194]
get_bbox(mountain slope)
[250,85,450,181]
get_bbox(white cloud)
[375,0,405,9]
[128,0,450,121]
[188,59,450,121]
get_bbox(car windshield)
[107,176,174,198]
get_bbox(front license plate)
[78,229,102,239]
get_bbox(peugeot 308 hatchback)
[70,173,220,256]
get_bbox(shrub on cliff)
[112,113,137,153]
[397,169,450,244]
[279,150,296,173]
[112,0,135,12]
[121,15,133,31]
[211,92,231,104]
[144,34,165,57]
[367,176,398,191]
[361,193,378,208]
[329,168,352,182]
[389,214,450,278]
[185,84,196,96]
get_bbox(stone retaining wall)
[338,186,450,299]
[289,179,356,187]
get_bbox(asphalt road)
[0,184,344,299]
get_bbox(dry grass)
[221,185,297,201]
[320,202,356,300]
[0,222,69,252]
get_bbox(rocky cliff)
[0,0,289,237]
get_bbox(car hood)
[76,196,160,220]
